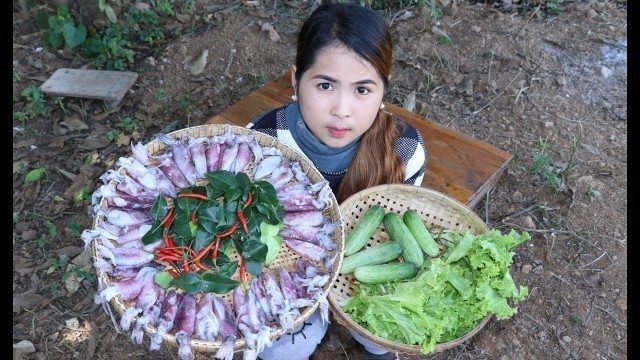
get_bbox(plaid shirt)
[247,105,427,193]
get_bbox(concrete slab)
[40,68,138,108]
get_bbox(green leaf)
[219,261,238,277]
[170,272,202,294]
[200,273,240,294]
[104,5,118,23]
[173,212,195,241]
[141,222,162,245]
[36,10,51,30]
[25,168,46,183]
[154,271,174,289]
[45,221,56,241]
[149,195,169,222]
[206,170,237,192]
[244,258,263,277]
[62,22,86,48]
[49,31,64,48]
[198,204,224,233]
[194,227,214,252]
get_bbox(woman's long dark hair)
[295,3,404,203]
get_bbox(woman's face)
[294,44,385,148]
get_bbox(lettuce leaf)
[341,228,531,354]
[258,221,283,263]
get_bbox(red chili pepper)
[211,236,221,261]
[194,259,213,272]
[167,269,180,278]
[237,209,248,233]
[176,193,210,201]
[182,261,189,272]
[157,247,181,256]
[160,207,175,229]
[239,256,246,281]
[157,253,184,262]
[192,222,239,263]
[243,192,253,208]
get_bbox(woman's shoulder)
[391,114,423,142]
[246,105,289,136]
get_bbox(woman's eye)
[356,87,370,95]
[319,83,332,91]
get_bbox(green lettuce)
[258,221,283,263]
[341,228,530,354]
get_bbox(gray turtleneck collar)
[285,103,361,173]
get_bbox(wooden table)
[205,70,512,209]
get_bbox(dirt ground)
[13,1,627,360]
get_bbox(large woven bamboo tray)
[328,184,492,355]
[92,124,345,353]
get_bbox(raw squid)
[150,289,181,351]
[153,151,190,189]
[195,292,219,341]
[212,296,238,360]
[155,133,198,186]
[173,293,197,360]
[94,266,157,304]
[187,136,209,178]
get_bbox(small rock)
[521,215,536,229]
[13,340,35,353]
[145,56,156,66]
[587,9,598,18]
[602,100,612,109]
[555,76,566,86]
[544,121,554,128]
[616,296,627,311]
[521,264,532,274]
[601,66,613,78]
[562,336,572,343]
[471,25,482,32]
[512,190,522,203]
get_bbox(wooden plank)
[40,68,138,108]
[205,70,512,209]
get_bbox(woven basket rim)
[92,123,345,353]
[328,183,492,354]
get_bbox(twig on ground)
[584,300,595,327]
[579,251,607,270]
[225,21,255,74]
[498,202,543,222]
[471,70,522,117]
[549,272,573,287]
[593,304,627,328]
[517,2,543,35]
[522,312,546,332]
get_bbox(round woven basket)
[328,184,492,355]
[92,124,345,353]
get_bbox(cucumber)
[403,209,440,257]
[340,241,403,274]
[382,212,424,267]
[353,262,418,284]
[344,205,385,256]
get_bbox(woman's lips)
[328,127,349,138]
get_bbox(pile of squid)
[83,126,341,359]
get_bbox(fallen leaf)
[55,246,84,258]
[190,49,209,75]
[79,134,111,150]
[60,115,89,131]
[20,229,38,241]
[581,143,601,156]
[55,167,76,181]
[63,250,93,294]
[268,28,281,43]
[13,138,36,149]
[115,133,131,147]
[576,273,603,289]
[403,90,416,113]
[13,291,47,313]
[20,180,41,206]
[48,136,67,148]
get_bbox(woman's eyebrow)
[310,75,379,86]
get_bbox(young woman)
[248,3,427,359]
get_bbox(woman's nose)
[331,93,352,118]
